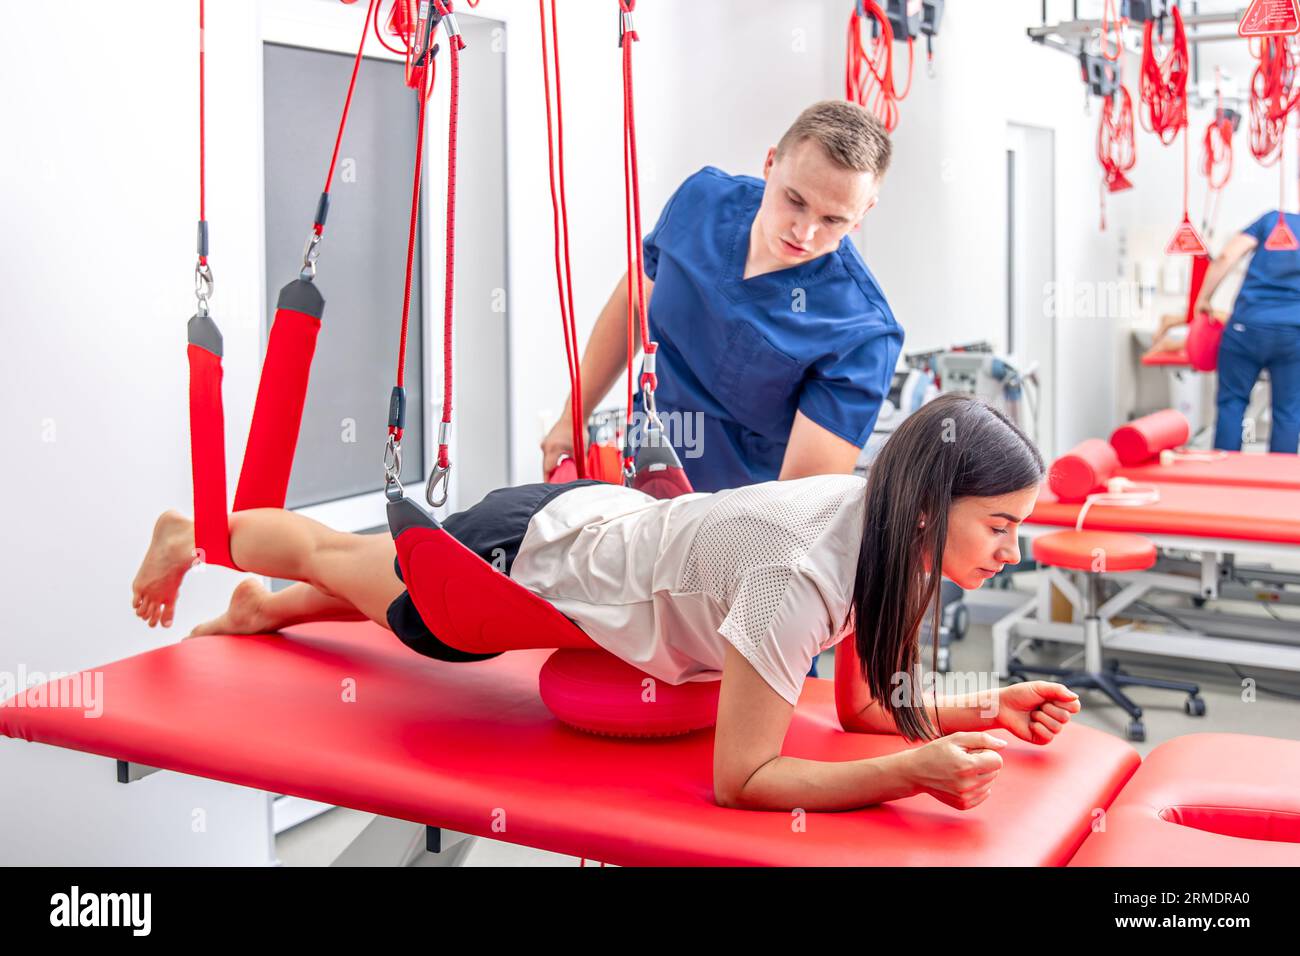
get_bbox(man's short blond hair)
[775,100,892,178]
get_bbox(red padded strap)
[187,343,239,570]
[631,466,694,500]
[395,525,599,654]
[232,306,322,512]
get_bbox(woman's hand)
[903,732,1008,811]
[994,681,1080,745]
[540,413,575,480]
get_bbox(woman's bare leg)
[187,579,368,638]
[132,508,404,630]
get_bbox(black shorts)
[386,480,606,661]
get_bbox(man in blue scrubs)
[1177,210,1300,453]
[541,99,903,492]
[542,100,900,678]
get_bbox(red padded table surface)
[0,621,1139,866]
[1119,452,1300,490]
[1031,483,1300,545]
[1140,348,1190,366]
[1070,734,1300,866]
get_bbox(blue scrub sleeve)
[641,179,690,281]
[797,323,904,448]
[1244,212,1275,243]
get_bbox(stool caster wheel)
[949,604,969,641]
[1126,720,1146,742]
[1105,659,1122,673]
[1184,696,1206,717]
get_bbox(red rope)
[434,2,461,470]
[1249,36,1300,166]
[538,0,587,477]
[845,1,911,133]
[317,0,381,234]
[621,0,653,472]
[1138,6,1188,146]
[198,0,207,264]
[1098,85,1136,189]
[1100,0,1124,62]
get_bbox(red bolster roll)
[1048,439,1120,501]
[1110,409,1191,466]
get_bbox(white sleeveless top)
[510,474,867,705]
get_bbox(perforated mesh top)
[511,474,868,705]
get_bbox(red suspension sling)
[188,0,380,570]
[382,1,603,657]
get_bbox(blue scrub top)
[1233,211,1300,327]
[639,166,903,493]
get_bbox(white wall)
[0,0,1165,863]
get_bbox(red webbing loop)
[539,0,587,477]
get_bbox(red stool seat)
[1032,530,1157,573]
[1071,733,1300,866]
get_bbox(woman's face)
[937,487,1041,590]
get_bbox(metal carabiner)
[425,462,451,508]
[641,382,666,434]
[300,231,323,281]
[383,435,405,501]
[194,261,214,316]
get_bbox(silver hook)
[383,435,405,501]
[194,261,214,315]
[425,462,451,508]
[301,232,323,281]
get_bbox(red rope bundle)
[1248,36,1300,165]
[1098,86,1136,190]
[845,0,914,132]
[1138,5,1188,146]
[1202,112,1234,192]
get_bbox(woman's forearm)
[727,751,918,812]
[848,692,998,736]
[562,271,649,417]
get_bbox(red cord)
[1202,113,1234,192]
[198,0,207,264]
[621,0,654,473]
[317,0,381,235]
[1138,6,1188,146]
[538,0,587,477]
[845,1,912,132]
[435,2,461,470]
[387,0,463,476]
[1100,0,1124,62]
[1098,85,1136,189]
[1249,36,1300,166]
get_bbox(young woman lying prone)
[133,394,1080,813]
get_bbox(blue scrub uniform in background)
[639,166,903,680]
[1215,210,1300,454]
[639,166,904,493]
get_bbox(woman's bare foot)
[186,578,272,639]
[131,510,198,629]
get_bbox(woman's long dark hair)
[848,394,1044,741]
